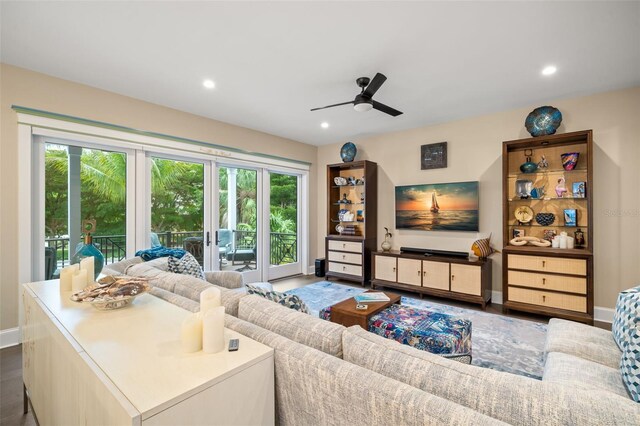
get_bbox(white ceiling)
[2,1,639,146]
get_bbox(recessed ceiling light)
[321,122,329,129]
[541,65,557,76]
[203,79,215,89]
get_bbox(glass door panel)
[44,143,127,279]
[150,157,205,266]
[218,166,259,279]
[268,172,301,279]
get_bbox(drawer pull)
[542,260,546,267]
[343,266,346,271]
[342,254,346,259]
[343,243,346,249]
[542,277,546,285]
[543,295,546,302]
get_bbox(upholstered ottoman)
[368,304,472,362]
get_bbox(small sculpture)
[341,193,350,204]
[381,227,392,252]
[555,177,568,198]
[519,149,538,174]
[574,229,585,248]
[537,155,549,170]
[509,236,551,247]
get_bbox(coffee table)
[329,290,401,329]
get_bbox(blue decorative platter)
[340,142,357,162]
[525,106,562,137]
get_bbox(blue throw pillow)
[612,286,640,350]
[246,284,309,314]
[167,252,204,280]
[620,324,640,402]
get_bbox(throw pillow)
[167,252,205,280]
[612,285,640,350]
[245,284,310,314]
[620,324,640,402]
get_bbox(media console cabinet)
[22,280,275,425]
[371,251,492,309]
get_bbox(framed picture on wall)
[421,142,447,170]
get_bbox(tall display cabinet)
[502,130,594,324]
[325,160,377,285]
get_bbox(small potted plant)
[381,227,392,252]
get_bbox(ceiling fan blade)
[310,100,354,111]
[372,100,403,117]
[362,73,387,98]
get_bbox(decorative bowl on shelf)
[340,142,357,162]
[525,106,562,137]
[561,152,580,171]
[535,213,555,226]
[334,177,347,186]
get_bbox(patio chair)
[226,230,256,271]
[45,247,57,280]
[217,229,232,268]
[183,236,204,266]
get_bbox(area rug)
[285,281,547,379]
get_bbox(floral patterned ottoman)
[368,304,472,362]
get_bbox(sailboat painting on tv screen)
[395,181,479,231]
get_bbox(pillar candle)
[567,236,575,249]
[71,269,88,293]
[559,235,568,249]
[59,264,79,292]
[181,313,203,353]
[200,287,221,314]
[79,256,95,284]
[551,237,560,248]
[203,306,225,354]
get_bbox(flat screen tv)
[395,181,479,231]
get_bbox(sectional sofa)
[104,258,639,425]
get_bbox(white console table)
[22,280,275,425]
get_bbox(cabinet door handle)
[393,267,396,272]
[423,271,426,276]
[451,275,455,281]
[417,270,421,276]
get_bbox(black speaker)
[315,258,326,277]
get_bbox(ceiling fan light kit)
[311,73,403,117]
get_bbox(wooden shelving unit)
[502,130,594,324]
[325,160,377,285]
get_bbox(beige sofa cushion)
[238,295,345,357]
[544,318,621,369]
[342,326,640,426]
[224,315,505,426]
[149,287,199,313]
[543,352,629,398]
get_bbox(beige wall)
[317,87,640,310]
[0,63,318,331]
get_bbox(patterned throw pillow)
[167,252,205,280]
[620,324,640,402]
[612,286,640,350]
[246,284,310,314]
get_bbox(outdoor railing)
[45,229,297,272]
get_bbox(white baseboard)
[308,264,315,275]
[0,327,20,349]
[594,306,614,323]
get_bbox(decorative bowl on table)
[525,106,562,137]
[71,276,151,311]
[340,142,357,163]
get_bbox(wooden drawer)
[422,261,450,291]
[508,270,586,294]
[397,258,422,287]
[328,261,362,277]
[328,251,362,265]
[508,286,587,313]
[508,254,586,276]
[450,264,481,296]
[328,240,362,253]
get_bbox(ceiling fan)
[310,73,403,117]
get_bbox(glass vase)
[71,234,105,280]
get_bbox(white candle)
[80,256,95,284]
[567,236,575,249]
[71,269,88,293]
[203,306,225,354]
[559,234,568,249]
[200,287,221,314]
[181,313,203,353]
[59,264,79,292]
[551,237,560,248]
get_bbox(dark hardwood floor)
[0,273,609,425]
